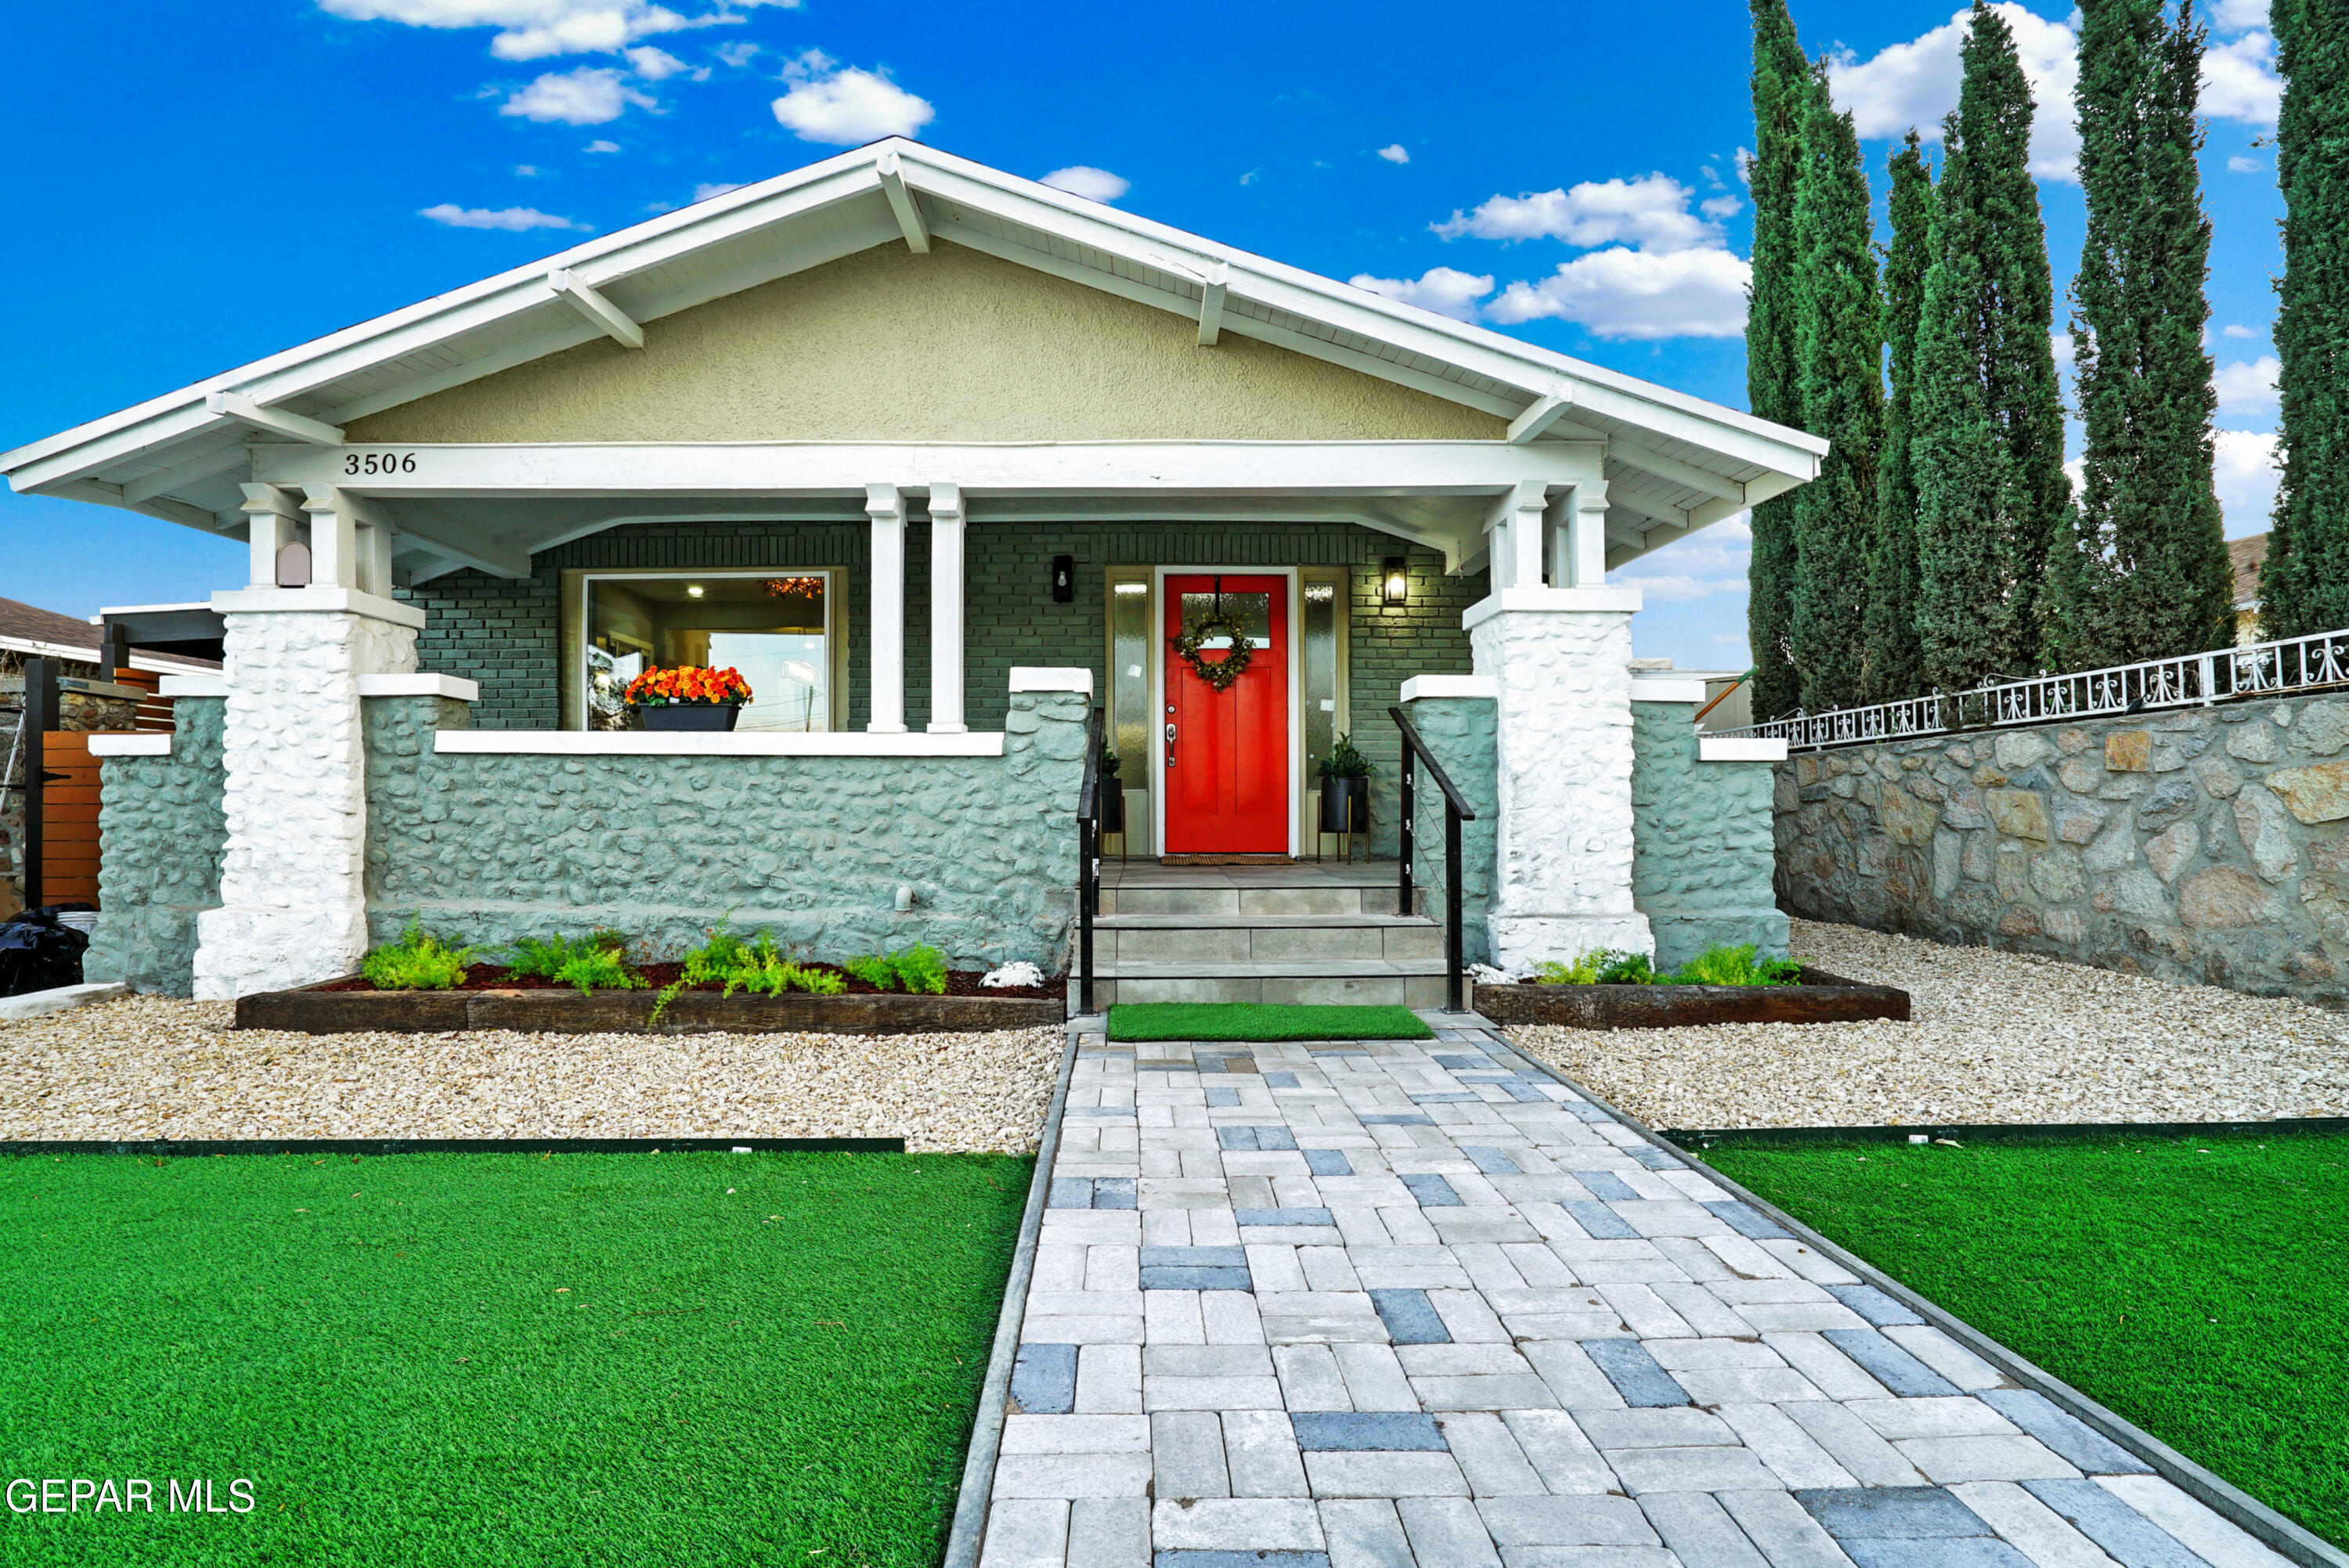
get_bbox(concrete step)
[1101,884,1424,917]
[1086,958,1460,1009]
[1095,914,1443,965]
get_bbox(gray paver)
[982,1015,2196,1568]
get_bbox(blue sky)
[0,0,2287,675]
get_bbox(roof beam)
[1610,438,1745,505]
[122,446,246,505]
[1507,392,1575,445]
[875,150,930,254]
[1608,487,1691,535]
[547,269,644,349]
[384,515,534,579]
[204,391,343,445]
[1198,263,1229,347]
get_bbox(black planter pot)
[1099,782,1126,834]
[634,703,742,732]
[1318,774,1369,834]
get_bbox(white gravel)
[0,996,1063,1152]
[1510,919,2349,1130]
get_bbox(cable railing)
[1715,626,2349,754]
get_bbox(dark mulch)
[323,963,1066,1000]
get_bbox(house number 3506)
[343,452,417,475]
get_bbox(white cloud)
[1040,165,1130,202]
[1699,194,1742,220]
[770,52,932,143]
[1485,247,1752,340]
[2215,355,2281,420]
[2203,31,2282,127]
[1826,3,2083,179]
[2215,428,2280,536]
[317,0,796,61]
[1348,267,1495,323]
[716,41,759,67]
[1238,169,1261,186]
[1377,143,1410,164]
[1434,174,1721,252]
[1733,146,1753,185]
[584,138,620,153]
[2223,323,2257,339]
[2228,153,2265,172]
[692,181,745,201]
[514,162,540,175]
[500,66,654,124]
[2050,330,2074,368]
[623,45,693,80]
[2210,0,2268,31]
[420,202,591,231]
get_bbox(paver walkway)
[975,1019,2299,1568]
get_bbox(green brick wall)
[397,520,1488,852]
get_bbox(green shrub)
[794,966,846,996]
[1669,943,1802,987]
[554,946,644,997]
[842,954,898,990]
[506,928,632,980]
[1530,945,1800,987]
[1597,952,1656,985]
[362,916,478,991]
[889,944,949,995]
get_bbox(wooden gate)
[37,730,101,908]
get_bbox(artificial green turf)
[1702,1133,2349,1550]
[1106,1001,1435,1041]
[0,1149,1030,1566]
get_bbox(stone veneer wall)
[360,688,1088,968]
[1630,702,1788,971]
[1397,694,1499,966]
[395,521,1486,857]
[1773,692,2349,1004]
[84,697,227,995]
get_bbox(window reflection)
[584,573,829,731]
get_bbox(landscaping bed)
[242,972,1065,1035]
[1477,965,1908,1029]
[0,1148,1029,1564]
[1701,1130,2349,1552]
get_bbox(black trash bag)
[0,906,92,997]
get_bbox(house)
[0,141,1817,1004]
[2231,532,2267,644]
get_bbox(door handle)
[1165,721,1177,768]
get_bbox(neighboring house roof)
[0,139,1826,582]
[2230,532,2268,610]
[0,593,218,672]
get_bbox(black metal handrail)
[1075,705,1105,1016]
[1389,705,1476,1015]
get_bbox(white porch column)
[301,485,395,596]
[193,573,424,1000]
[927,482,967,734]
[1467,582,1653,971]
[866,482,907,734]
[241,484,302,587]
[1549,479,1609,588]
[1486,480,1550,590]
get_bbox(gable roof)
[2,139,1824,575]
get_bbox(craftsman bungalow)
[2,141,1812,1006]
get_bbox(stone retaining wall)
[84,697,228,993]
[1773,690,2349,1005]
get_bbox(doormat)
[1156,855,1298,867]
[1107,1003,1434,1042]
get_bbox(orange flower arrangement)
[624,664,752,707]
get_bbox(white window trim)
[438,730,1003,758]
[577,566,836,734]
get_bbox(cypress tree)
[1788,63,1883,712]
[1745,0,1813,718]
[1866,132,1932,701]
[2048,0,2231,667]
[2260,0,2349,638]
[1912,3,2073,688]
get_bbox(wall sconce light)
[1381,557,1409,606]
[1052,554,1076,603]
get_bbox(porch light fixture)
[1052,555,1075,603]
[1381,557,1409,606]
[686,585,705,598]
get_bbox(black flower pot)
[634,703,742,732]
[1319,775,1369,834]
[1099,784,1126,834]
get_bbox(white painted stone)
[1467,596,1652,969]
[193,592,419,1001]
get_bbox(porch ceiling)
[2,140,1825,580]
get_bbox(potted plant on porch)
[1316,733,1373,837]
[1097,746,1125,835]
[625,665,753,731]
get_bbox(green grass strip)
[1702,1134,2349,1550]
[0,1149,1030,1565]
[1107,1002,1434,1041]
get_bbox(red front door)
[1164,574,1289,854]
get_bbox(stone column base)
[193,903,369,1001]
[1487,913,1654,975]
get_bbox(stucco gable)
[345,241,1505,445]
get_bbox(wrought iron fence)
[1714,627,2349,753]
